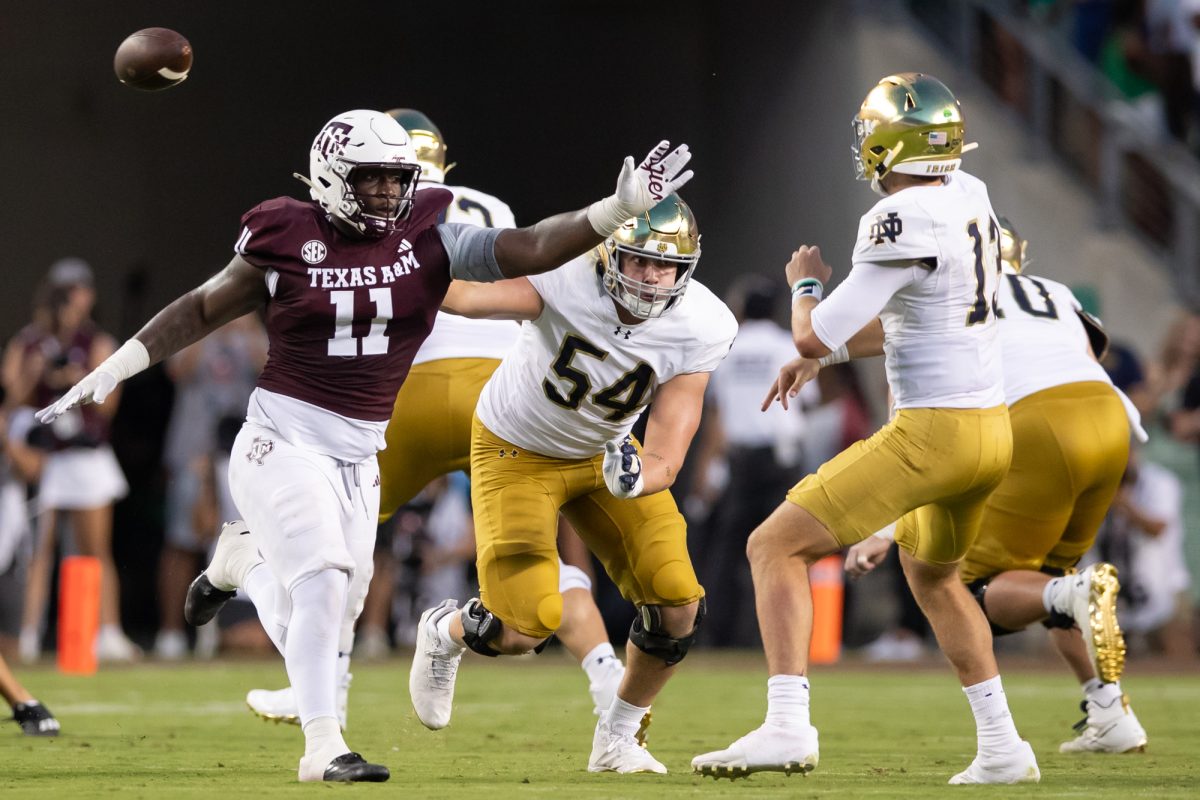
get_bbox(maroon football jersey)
[235,188,454,421]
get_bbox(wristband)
[818,344,849,367]
[791,278,824,302]
[587,195,634,237]
[871,523,897,542]
[99,339,151,382]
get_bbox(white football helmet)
[596,193,700,319]
[304,110,422,237]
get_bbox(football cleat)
[1060,696,1148,754]
[11,702,60,737]
[588,718,667,774]
[949,741,1040,784]
[247,671,352,730]
[1055,564,1127,684]
[691,724,819,780]
[299,751,389,782]
[184,521,259,626]
[409,600,465,730]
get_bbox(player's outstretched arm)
[36,255,267,424]
[440,278,544,321]
[492,140,693,279]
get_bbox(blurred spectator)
[386,476,475,649]
[689,276,816,647]
[1093,445,1195,656]
[0,400,43,663]
[3,259,137,663]
[153,315,266,660]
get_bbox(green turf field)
[4,651,1197,798]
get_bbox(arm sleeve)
[809,261,918,349]
[438,223,505,283]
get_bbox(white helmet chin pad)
[308,110,421,237]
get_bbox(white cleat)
[247,672,351,730]
[691,723,819,779]
[409,599,465,730]
[1057,563,1127,684]
[588,658,626,716]
[1060,696,1148,753]
[588,718,667,774]
[949,741,1040,784]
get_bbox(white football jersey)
[413,183,522,365]
[476,255,738,459]
[852,170,1005,409]
[995,272,1113,405]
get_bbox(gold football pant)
[470,414,702,639]
[376,357,500,522]
[960,382,1130,582]
[786,405,1013,564]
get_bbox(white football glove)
[34,339,150,425]
[35,370,119,425]
[587,140,695,236]
[603,435,645,499]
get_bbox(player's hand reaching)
[844,535,893,578]
[603,435,645,499]
[785,245,833,288]
[761,356,820,411]
[35,369,119,424]
[34,339,149,425]
[588,141,694,236]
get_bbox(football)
[113,27,192,91]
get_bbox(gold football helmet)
[997,216,1027,274]
[596,194,701,319]
[385,108,453,183]
[852,72,977,189]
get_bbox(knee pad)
[965,578,1024,637]
[629,597,706,666]
[558,563,592,594]
[460,598,502,657]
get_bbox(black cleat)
[323,752,390,782]
[12,702,60,736]
[183,573,236,627]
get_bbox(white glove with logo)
[587,140,694,236]
[35,340,149,424]
[603,435,645,499]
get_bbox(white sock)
[336,652,351,685]
[1085,679,1123,708]
[606,696,650,738]
[434,610,465,652]
[765,674,811,730]
[963,676,1023,753]
[287,570,348,730]
[302,716,347,759]
[1042,577,1067,615]
[581,643,619,680]
[243,563,288,655]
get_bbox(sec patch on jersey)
[113,27,192,91]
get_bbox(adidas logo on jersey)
[396,239,413,254]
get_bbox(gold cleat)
[1087,563,1127,684]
